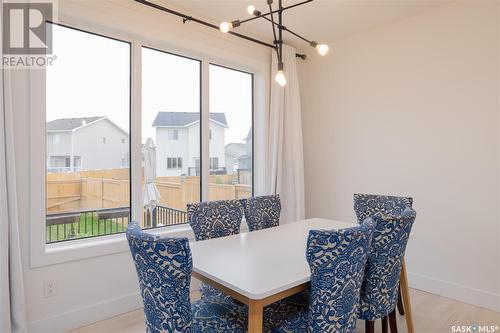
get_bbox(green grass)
[46,212,127,243]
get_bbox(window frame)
[166,157,183,170]
[208,62,255,196]
[30,16,264,268]
[167,128,179,141]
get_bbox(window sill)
[32,221,249,268]
[31,224,195,268]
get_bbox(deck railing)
[143,206,188,228]
[46,205,188,244]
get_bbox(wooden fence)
[47,168,252,213]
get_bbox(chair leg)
[389,310,398,333]
[365,320,375,333]
[382,316,388,333]
[397,284,405,315]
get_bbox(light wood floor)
[70,289,499,333]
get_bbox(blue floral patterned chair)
[263,219,375,333]
[126,222,247,333]
[353,193,413,222]
[354,193,413,317]
[358,208,416,333]
[241,194,281,231]
[187,199,244,303]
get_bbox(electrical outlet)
[44,280,57,298]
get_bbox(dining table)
[189,218,414,333]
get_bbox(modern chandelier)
[218,0,329,87]
[135,0,328,87]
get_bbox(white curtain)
[268,44,305,223]
[0,7,28,330]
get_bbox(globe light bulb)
[247,5,256,15]
[219,21,232,33]
[316,43,329,56]
[275,70,287,87]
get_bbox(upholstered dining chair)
[353,193,413,316]
[353,193,413,222]
[263,219,375,333]
[187,199,244,303]
[358,208,417,333]
[126,222,247,333]
[241,194,282,231]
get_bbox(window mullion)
[201,60,210,201]
[131,40,142,223]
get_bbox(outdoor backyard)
[46,168,251,243]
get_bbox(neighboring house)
[153,112,228,177]
[46,116,129,172]
[225,143,246,174]
[237,129,253,171]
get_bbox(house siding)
[155,120,226,177]
[46,119,129,171]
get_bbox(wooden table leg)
[248,299,264,333]
[400,258,415,333]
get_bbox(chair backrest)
[126,222,193,332]
[358,208,416,321]
[306,219,375,333]
[241,194,281,231]
[187,199,244,241]
[353,193,413,222]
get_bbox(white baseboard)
[28,292,143,333]
[27,273,498,332]
[28,278,201,333]
[408,272,500,312]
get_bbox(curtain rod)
[134,0,307,60]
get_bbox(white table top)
[190,218,357,300]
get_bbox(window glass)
[142,47,201,228]
[208,64,253,201]
[45,23,131,243]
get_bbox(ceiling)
[157,0,450,51]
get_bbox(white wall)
[74,119,129,170]
[301,1,499,311]
[209,122,226,169]
[188,124,200,174]
[11,1,271,331]
[156,127,189,176]
[46,132,72,157]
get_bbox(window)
[208,64,253,201]
[45,23,131,244]
[167,157,182,169]
[40,23,256,251]
[209,157,219,170]
[142,47,201,229]
[167,129,179,141]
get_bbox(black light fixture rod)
[278,0,283,64]
[284,27,312,44]
[239,0,314,25]
[260,15,312,45]
[134,0,307,59]
[134,0,275,48]
[267,3,279,63]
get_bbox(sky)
[46,23,252,146]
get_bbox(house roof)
[152,112,228,128]
[46,116,105,131]
[225,143,246,158]
[245,128,252,141]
